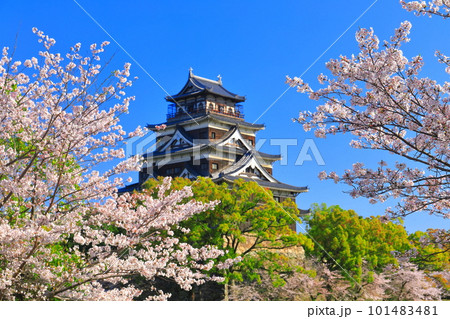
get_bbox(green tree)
[303,204,412,282]
[408,229,450,271]
[143,177,313,292]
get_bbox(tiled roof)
[214,175,308,193]
[118,182,141,194]
[167,72,246,102]
[147,113,265,130]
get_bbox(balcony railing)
[167,105,244,121]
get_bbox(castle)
[123,69,307,203]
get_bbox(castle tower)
[128,69,308,202]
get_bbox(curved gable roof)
[157,126,194,152]
[215,125,252,152]
[216,150,277,182]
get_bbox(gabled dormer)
[216,126,252,152]
[214,150,277,182]
[158,126,194,152]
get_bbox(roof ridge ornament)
[217,74,222,85]
[189,67,193,77]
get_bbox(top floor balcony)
[166,103,244,121]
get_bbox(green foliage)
[303,204,412,282]
[408,229,450,271]
[143,177,312,284]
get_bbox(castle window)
[212,163,219,170]
[245,167,254,174]
[211,132,216,139]
[201,163,208,171]
[247,139,253,146]
[166,168,174,175]
[274,196,280,202]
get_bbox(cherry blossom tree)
[288,3,449,218]
[401,0,450,18]
[349,261,442,301]
[228,267,328,301]
[227,259,386,301]
[229,258,444,301]
[383,262,442,300]
[0,29,229,300]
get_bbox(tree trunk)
[224,282,229,301]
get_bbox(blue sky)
[1,0,448,232]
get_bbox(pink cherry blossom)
[289,16,449,219]
[0,29,232,300]
[401,0,450,18]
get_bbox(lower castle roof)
[148,113,265,131]
[213,175,308,194]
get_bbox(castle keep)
[126,69,307,202]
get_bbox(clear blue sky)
[1,0,448,232]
